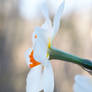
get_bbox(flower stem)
[49,47,92,70]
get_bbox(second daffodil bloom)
[25,0,65,92]
[73,75,92,92]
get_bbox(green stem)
[49,47,92,70]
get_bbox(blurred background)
[0,0,92,92]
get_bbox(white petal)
[19,0,45,20]
[53,0,65,37]
[42,62,54,92]
[34,40,48,62]
[41,20,53,41]
[40,1,50,21]
[32,27,49,46]
[40,1,52,32]
[32,27,52,64]
[73,83,84,92]
[19,0,62,20]
[41,20,52,35]
[26,65,42,92]
[26,63,54,92]
[73,75,92,92]
[25,48,32,66]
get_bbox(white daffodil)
[25,0,64,92]
[73,75,92,92]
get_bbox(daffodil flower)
[25,0,65,92]
[73,75,92,92]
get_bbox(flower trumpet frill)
[29,50,41,68]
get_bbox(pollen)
[35,34,37,38]
[29,50,40,68]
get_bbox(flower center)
[29,50,41,68]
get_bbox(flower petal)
[73,75,92,92]
[26,65,43,92]
[73,83,84,92]
[40,0,53,32]
[53,0,65,37]
[33,31,48,62]
[32,26,52,65]
[25,48,32,66]
[19,0,45,20]
[26,63,54,92]
[40,1,50,21]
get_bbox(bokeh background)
[0,0,92,92]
